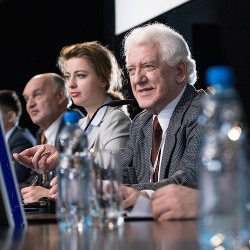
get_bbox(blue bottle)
[56,111,90,231]
[198,66,249,249]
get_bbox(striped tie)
[151,117,162,182]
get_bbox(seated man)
[0,89,36,183]
[120,22,205,210]
[20,73,73,203]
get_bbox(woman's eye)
[64,75,70,80]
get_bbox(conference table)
[0,212,200,250]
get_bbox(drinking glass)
[90,149,124,229]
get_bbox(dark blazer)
[8,126,36,183]
[20,117,67,188]
[122,84,206,190]
[21,109,85,188]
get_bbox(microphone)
[205,86,216,96]
[84,99,136,132]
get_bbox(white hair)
[123,22,197,85]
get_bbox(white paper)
[124,195,153,218]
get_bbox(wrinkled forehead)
[126,43,162,66]
[126,38,160,57]
[23,77,54,96]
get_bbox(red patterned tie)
[151,117,162,182]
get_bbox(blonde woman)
[14,41,131,198]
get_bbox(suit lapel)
[159,85,197,179]
[36,128,43,144]
[87,106,109,149]
[78,116,96,149]
[140,112,154,181]
[88,126,99,149]
[57,119,66,137]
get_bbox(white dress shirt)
[44,114,63,146]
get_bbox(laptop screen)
[0,114,27,228]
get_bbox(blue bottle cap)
[63,111,80,123]
[205,65,235,90]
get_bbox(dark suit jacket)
[21,109,84,188]
[8,126,36,183]
[20,117,67,188]
[122,84,206,190]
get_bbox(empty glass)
[90,149,124,230]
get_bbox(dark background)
[0,0,249,136]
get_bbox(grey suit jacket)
[79,106,131,150]
[122,84,206,190]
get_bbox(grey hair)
[49,73,72,107]
[123,22,197,85]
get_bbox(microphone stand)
[84,99,135,132]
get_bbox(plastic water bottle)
[56,111,90,231]
[198,66,249,249]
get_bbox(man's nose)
[133,68,147,85]
[27,97,35,109]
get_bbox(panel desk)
[0,212,200,250]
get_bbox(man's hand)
[122,186,149,210]
[49,176,58,199]
[21,186,51,204]
[13,144,59,174]
[151,184,199,221]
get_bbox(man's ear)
[57,88,66,104]
[7,111,16,125]
[176,60,187,84]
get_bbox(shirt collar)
[78,96,111,135]
[155,85,186,132]
[5,125,17,142]
[90,96,111,127]
[44,114,63,146]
